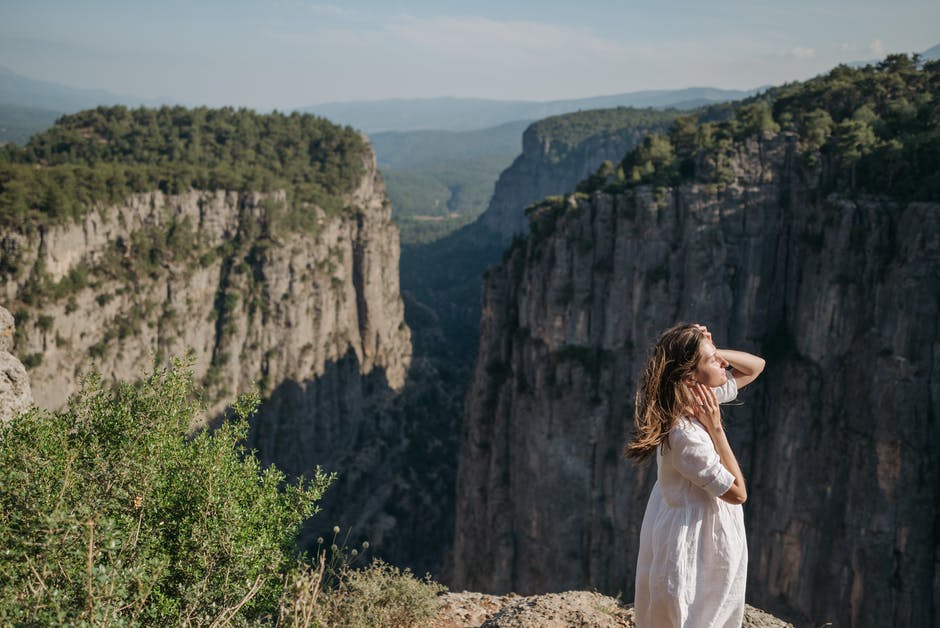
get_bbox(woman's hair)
[624,323,705,463]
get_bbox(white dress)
[634,378,746,628]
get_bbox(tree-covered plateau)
[0,105,370,233]
[569,55,939,204]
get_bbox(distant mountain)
[0,103,62,145]
[303,87,758,133]
[371,120,528,169]
[0,65,149,112]
[922,42,940,61]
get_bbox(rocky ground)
[429,591,795,627]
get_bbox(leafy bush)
[0,361,332,625]
[311,559,446,628]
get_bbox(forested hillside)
[0,106,368,234]
[572,54,939,202]
[371,120,529,244]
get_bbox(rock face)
[452,132,939,627]
[477,115,674,241]
[401,109,677,360]
[2,149,419,560]
[397,110,677,575]
[0,306,32,422]
[4,153,409,415]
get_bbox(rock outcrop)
[4,153,409,415]
[2,148,419,561]
[0,306,32,422]
[401,109,677,359]
[476,111,676,241]
[397,110,679,576]
[452,132,939,627]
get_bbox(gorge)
[2,58,937,628]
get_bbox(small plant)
[315,559,446,628]
[19,352,43,369]
[315,525,371,587]
[277,526,443,628]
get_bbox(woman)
[627,323,765,628]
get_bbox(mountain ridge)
[303,87,759,133]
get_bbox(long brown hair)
[624,323,704,463]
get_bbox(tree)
[829,119,877,188]
[736,102,780,138]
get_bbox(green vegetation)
[529,107,680,162]
[396,213,476,245]
[571,55,940,203]
[0,362,330,624]
[0,361,445,626]
[372,123,526,244]
[0,105,369,234]
[383,154,511,219]
[311,559,445,627]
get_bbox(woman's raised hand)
[692,382,723,432]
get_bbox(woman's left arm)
[719,349,765,389]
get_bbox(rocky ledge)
[429,591,795,627]
[0,306,32,423]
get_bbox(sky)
[1,0,938,110]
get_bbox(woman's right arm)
[693,324,765,389]
[719,349,765,390]
[693,383,747,504]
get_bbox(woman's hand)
[692,382,723,432]
[692,381,747,504]
[693,324,713,343]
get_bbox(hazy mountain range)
[301,88,759,133]
[0,63,756,136]
[2,38,937,136]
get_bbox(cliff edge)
[453,130,938,626]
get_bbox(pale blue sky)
[1,0,937,109]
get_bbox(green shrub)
[0,361,332,625]
[313,559,446,628]
[19,352,43,368]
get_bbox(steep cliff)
[452,127,939,626]
[0,107,435,567]
[394,109,683,576]
[4,159,409,415]
[402,107,681,360]
[476,109,678,240]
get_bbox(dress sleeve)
[713,375,738,404]
[670,423,735,498]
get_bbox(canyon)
[451,130,939,626]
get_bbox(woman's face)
[693,340,729,387]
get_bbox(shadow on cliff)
[245,346,460,577]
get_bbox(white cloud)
[869,39,886,57]
[788,46,815,58]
